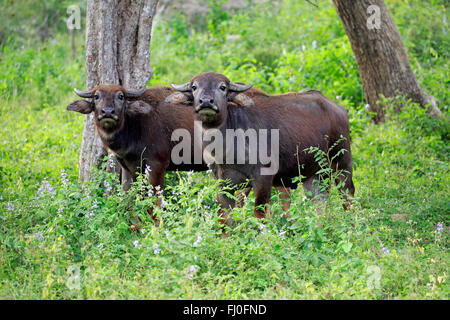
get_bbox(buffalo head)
[67,84,150,136]
[171,72,253,128]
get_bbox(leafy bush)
[0,0,448,299]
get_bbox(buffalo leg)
[335,171,355,209]
[236,186,252,208]
[217,183,238,227]
[333,151,355,209]
[121,167,134,192]
[253,175,274,219]
[275,186,291,217]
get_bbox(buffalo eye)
[219,85,226,92]
[192,85,197,91]
[118,93,124,100]
[94,94,99,100]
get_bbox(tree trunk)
[79,0,159,182]
[332,0,442,122]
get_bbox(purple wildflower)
[186,265,197,280]
[133,240,139,248]
[36,178,56,198]
[152,243,161,254]
[145,165,152,177]
[381,247,390,255]
[60,170,68,187]
[103,181,112,193]
[6,202,14,212]
[165,230,171,238]
[91,199,99,210]
[107,154,116,169]
[436,222,444,232]
[278,229,286,237]
[35,231,44,241]
[193,235,202,247]
[203,212,211,219]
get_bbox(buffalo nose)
[199,97,214,105]
[101,107,115,114]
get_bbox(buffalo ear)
[228,93,255,107]
[165,92,193,106]
[67,100,93,114]
[127,101,152,114]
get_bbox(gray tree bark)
[332,0,442,122]
[79,0,159,182]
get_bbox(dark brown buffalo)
[67,84,207,198]
[172,72,355,224]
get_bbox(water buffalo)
[172,72,355,224]
[66,84,207,205]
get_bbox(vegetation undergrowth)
[0,0,448,299]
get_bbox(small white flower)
[144,165,152,177]
[133,240,139,248]
[186,265,197,280]
[152,243,161,254]
[193,235,202,247]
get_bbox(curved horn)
[125,88,147,98]
[74,88,93,98]
[229,82,253,92]
[171,82,191,92]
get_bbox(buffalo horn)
[171,82,191,92]
[74,88,93,98]
[125,88,147,98]
[229,82,253,92]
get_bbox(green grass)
[0,0,448,299]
